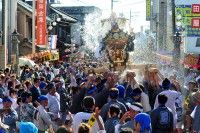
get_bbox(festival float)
[83,13,158,74]
[100,13,135,71]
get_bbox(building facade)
[0,0,17,69]
[149,0,175,67]
[18,0,77,60]
[55,6,102,45]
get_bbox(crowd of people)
[0,61,199,133]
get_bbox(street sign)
[146,0,151,21]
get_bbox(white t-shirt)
[9,97,18,109]
[72,112,104,133]
[46,93,60,119]
[154,90,180,126]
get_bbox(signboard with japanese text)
[146,0,151,21]
[192,18,200,28]
[36,0,47,45]
[192,4,200,14]
[176,5,200,37]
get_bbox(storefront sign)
[146,0,151,21]
[50,52,59,61]
[176,5,200,37]
[36,0,47,45]
[192,18,200,28]
[192,4,200,14]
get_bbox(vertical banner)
[36,0,47,45]
[49,35,57,49]
[146,0,151,21]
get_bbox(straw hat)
[193,91,200,103]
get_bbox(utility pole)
[11,30,19,76]
[0,0,8,69]
[171,0,176,39]
[32,0,36,54]
[111,0,113,13]
[8,0,17,64]
[129,10,132,26]
[172,0,181,69]
[111,0,119,13]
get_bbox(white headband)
[128,104,143,112]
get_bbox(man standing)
[115,102,143,132]
[46,83,60,120]
[154,78,180,128]
[151,94,173,133]
[0,77,5,98]
[55,79,69,124]
[35,95,56,133]
[1,97,18,133]
[190,91,200,132]
[30,78,41,106]
[105,104,120,133]
[72,96,104,133]
[20,92,36,122]
[100,88,127,122]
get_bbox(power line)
[115,0,144,7]
[76,0,89,6]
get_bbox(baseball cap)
[2,97,12,103]
[38,95,48,102]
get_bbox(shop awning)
[49,6,77,23]
[156,52,173,63]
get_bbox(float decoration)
[100,14,135,71]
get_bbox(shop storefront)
[21,50,59,63]
[182,54,200,69]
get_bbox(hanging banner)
[49,35,57,49]
[146,0,151,21]
[36,0,47,45]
